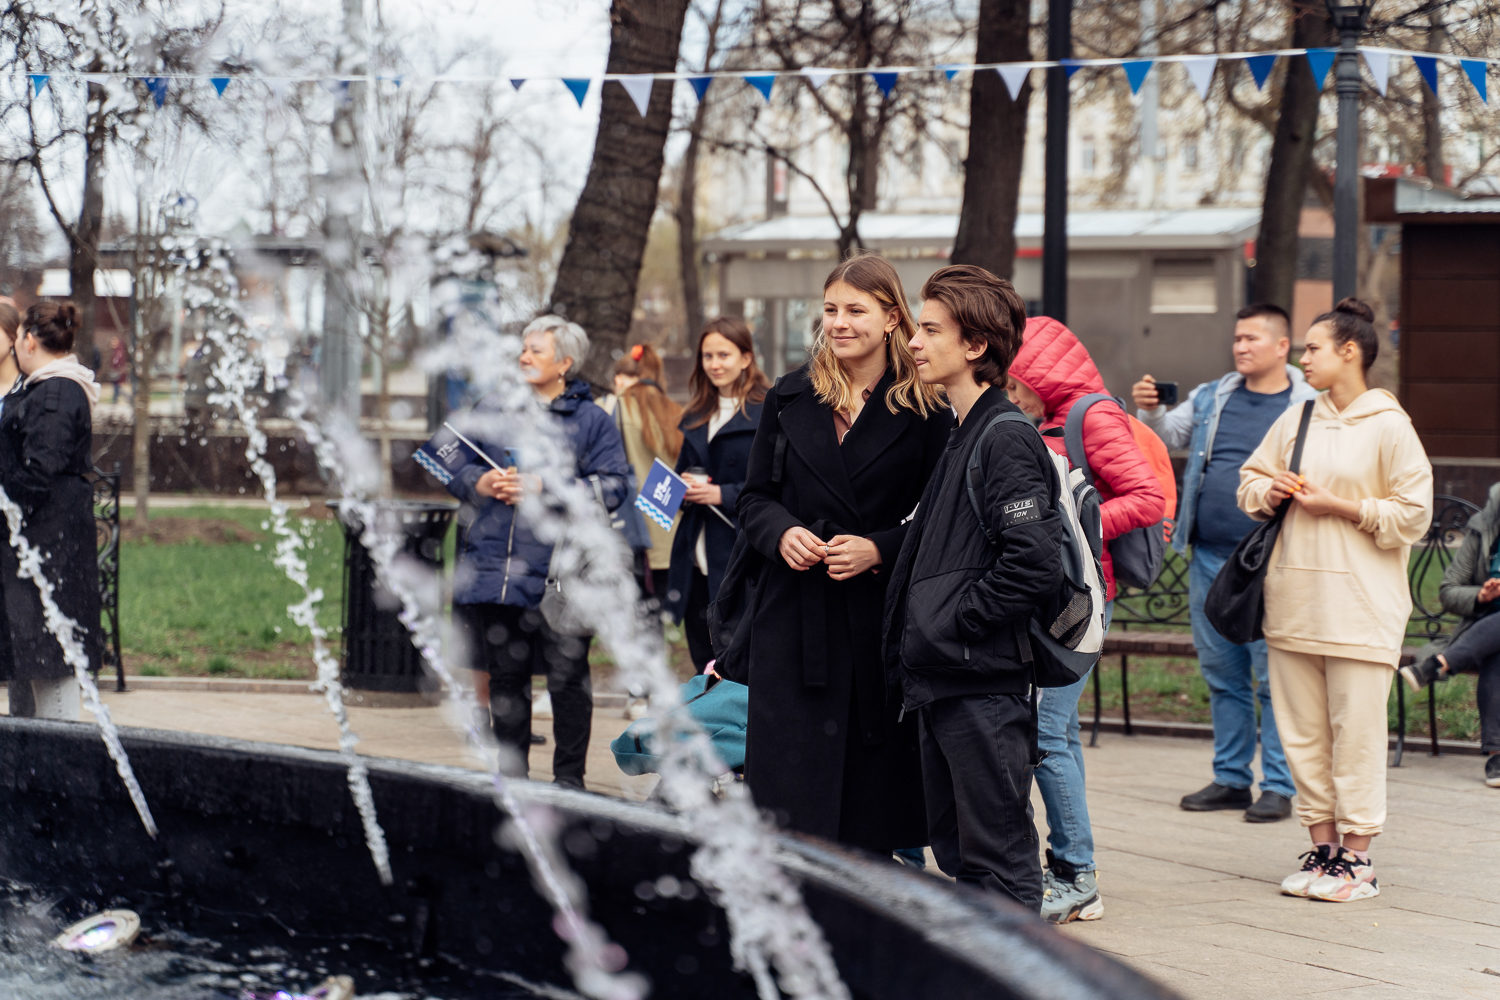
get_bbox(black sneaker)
[1180,782,1253,812]
[1244,790,1293,823]
[1399,655,1444,693]
[1486,754,1500,788]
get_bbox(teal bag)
[610,674,748,776]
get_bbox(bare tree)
[548,0,693,388]
[675,0,732,341]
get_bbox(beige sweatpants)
[1266,647,1392,837]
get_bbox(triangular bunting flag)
[391,75,403,88]
[687,75,712,101]
[210,77,230,96]
[745,74,775,101]
[143,76,169,108]
[1061,60,1083,79]
[618,74,654,117]
[938,64,962,81]
[1461,58,1487,103]
[1123,59,1152,94]
[1244,53,1277,90]
[1304,48,1336,89]
[509,78,526,91]
[1183,56,1217,99]
[1412,54,1439,96]
[997,65,1029,100]
[562,78,590,107]
[802,68,836,90]
[29,74,48,96]
[870,71,899,97]
[1362,50,1390,96]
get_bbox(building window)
[1081,138,1096,174]
[1182,141,1199,171]
[1150,260,1217,314]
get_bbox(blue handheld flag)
[635,459,688,531]
[415,421,502,486]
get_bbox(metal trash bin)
[331,500,458,692]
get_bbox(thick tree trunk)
[71,84,107,371]
[676,128,705,342]
[952,0,1032,281]
[549,0,692,388]
[1422,11,1444,185]
[1254,2,1332,313]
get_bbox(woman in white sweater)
[1238,297,1432,903]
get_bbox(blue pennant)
[745,74,775,101]
[688,75,712,101]
[939,64,961,81]
[1412,54,1439,96]
[29,74,48,96]
[1244,53,1277,90]
[509,78,526,91]
[1461,58,1488,103]
[1304,48,1336,89]
[143,76,169,108]
[1061,60,1083,79]
[870,71,899,97]
[210,77,230,96]
[1122,59,1152,94]
[562,78,590,107]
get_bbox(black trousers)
[918,693,1043,912]
[684,569,714,671]
[1443,611,1500,752]
[456,603,593,785]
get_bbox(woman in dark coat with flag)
[730,253,952,855]
[666,317,770,669]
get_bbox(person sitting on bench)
[1401,482,1500,788]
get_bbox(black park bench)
[1098,494,1481,767]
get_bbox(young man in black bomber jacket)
[882,265,1064,911]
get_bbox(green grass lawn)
[119,505,347,679]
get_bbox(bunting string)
[8,45,1494,111]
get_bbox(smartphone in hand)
[1155,381,1179,407]
[502,447,520,472]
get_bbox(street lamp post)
[1042,0,1071,323]
[1328,1,1374,303]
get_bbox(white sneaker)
[1281,844,1333,897]
[1307,849,1379,902]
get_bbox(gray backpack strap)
[965,410,1042,547]
[1061,392,1117,485]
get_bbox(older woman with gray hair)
[442,314,632,788]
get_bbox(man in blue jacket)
[1132,303,1318,822]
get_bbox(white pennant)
[1362,49,1391,97]
[1182,56,1217,100]
[618,74,654,117]
[803,68,837,90]
[996,65,1030,100]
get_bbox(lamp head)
[1325,0,1374,32]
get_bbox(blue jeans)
[1188,546,1296,798]
[1035,601,1112,873]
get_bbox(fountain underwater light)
[52,910,141,953]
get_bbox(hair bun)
[1333,297,1375,324]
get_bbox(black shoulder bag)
[1203,400,1315,646]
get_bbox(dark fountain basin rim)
[0,720,1174,1000]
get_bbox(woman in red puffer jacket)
[1004,315,1164,924]
[1006,317,1164,601]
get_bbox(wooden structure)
[1369,177,1500,458]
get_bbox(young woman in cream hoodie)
[1238,298,1432,903]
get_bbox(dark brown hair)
[1236,302,1290,336]
[1311,296,1378,373]
[25,300,80,354]
[919,264,1027,386]
[613,344,683,459]
[684,317,770,429]
[0,302,18,343]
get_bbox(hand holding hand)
[476,469,510,501]
[1131,375,1160,411]
[1289,475,1361,521]
[1267,471,1304,506]
[1479,578,1500,604]
[824,534,882,581]
[778,526,827,571]
[684,481,723,506]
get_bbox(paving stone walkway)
[22,687,1496,999]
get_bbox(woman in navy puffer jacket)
[447,315,632,789]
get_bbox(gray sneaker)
[1040,854,1104,924]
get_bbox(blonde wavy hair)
[810,250,944,417]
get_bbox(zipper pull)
[964,645,970,661]
[897,705,907,723]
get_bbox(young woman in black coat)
[0,301,102,720]
[733,253,953,855]
[667,317,770,669]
